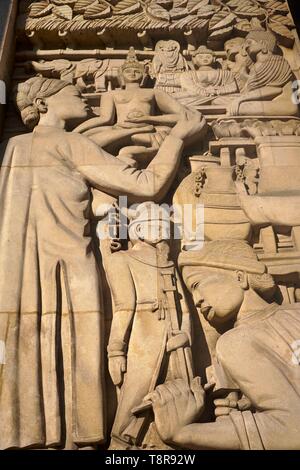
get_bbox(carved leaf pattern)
[51,0,76,5]
[173,0,188,8]
[209,25,233,40]
[225,0,242,8]
[22,0,297,47]
[235,3,266,18]
[234,18,252,34]
[84,3,112,19]
[170,7,189,19]
[28,2,53,18]
[73,0,96,13]
[269,21,295,47]
[196,5,219,18]
[170,15,207,29]
[146,4,171,22]
[265,0,289,13]
[114,0,141,15]
[53,5,73,20]
[209,11,236,32]
[188,0,209,11]
[269,13,295,29]
[156,0,173,9]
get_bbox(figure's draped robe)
[0,127,106,448]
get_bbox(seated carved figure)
[75,48,191,160]
[146,240,300,450]
[225,30,298,116]
[174,46,238,108]
[152,40,188,94]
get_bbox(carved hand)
[170,114,206,142]
[125,114,153,124]
[145,377,205,444]
[213,391,239,418]
[108,355,127,387]
[214,393,252,418]
[202,86,217,96]
[227,99,242,116]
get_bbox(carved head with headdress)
[119,47,144,85]
[225,37,245,60]
[245,29,278,58]
[179,239,276,323]
[152,40,187,74]
[127,202,171,246]
[15,77,90,129]
[193,45,216,69]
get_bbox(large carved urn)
[201,166,251,241]
[173,157,251,246]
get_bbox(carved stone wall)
[0,0,300,451]
[0,0,18,131]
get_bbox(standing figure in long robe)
[0,77,205,449]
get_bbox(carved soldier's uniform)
[103,244,193,448]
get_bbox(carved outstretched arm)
[149,89,192,126]
[234,86,282,105]
[69,116,206,202]
[227,86,283,115]
[73,92,116,133]
[211,81,238,95]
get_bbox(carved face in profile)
[122,65,143,84]
[244,37,264,59]
[225,38,244,60]
[43,85,90,122]
[185,266,245,324]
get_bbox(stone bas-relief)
[149,240,300,450]
[31,57,110,93]
[0,75,204,449]
[218,29,298,116]
[100,202,193,449]
[74,48,199,163]
[0,0,300,450]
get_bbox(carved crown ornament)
[18,0,296,49]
